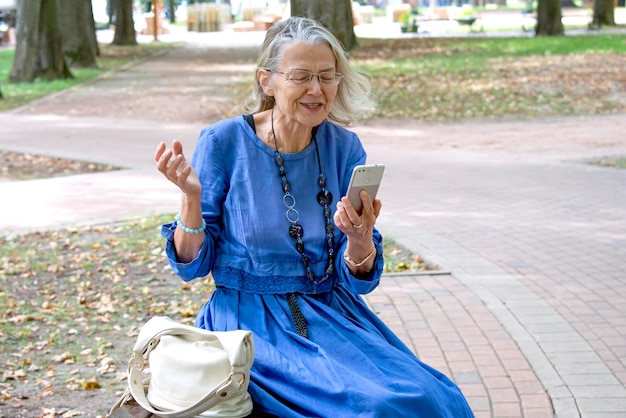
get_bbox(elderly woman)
[155,16,473,417]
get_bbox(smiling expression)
[263,42,339,130]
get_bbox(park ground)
[1,16,626,418]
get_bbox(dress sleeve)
[160,126,228,281]
[336,227,384,294]
[330,127,385,294]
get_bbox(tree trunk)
[591,0,616,27]
[107,0,116,26]
[290,0,357,53]
[57,0,99,67]
[86,0,100,56]
[9,0,73,82]
[535,0,564,36]
[112,0,137,45]
[167,0,177,24]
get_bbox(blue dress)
[161,116,474,417]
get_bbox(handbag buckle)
[217,371,246,400]
[129,352,144,372]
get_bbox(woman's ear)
[258,69,273,96]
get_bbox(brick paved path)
[359,123,626,417]
[1,32,626,417]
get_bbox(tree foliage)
[290,0,357,53]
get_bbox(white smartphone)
[346,164,385,213]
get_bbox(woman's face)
[267,41,339,129]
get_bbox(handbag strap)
[126,316,254,418]
[133,316,254,369]
[127,367,246,417]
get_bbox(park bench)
[521,7,592,32]
[521,9,537,32]
[415,7,482,33]
[455,16,480,31]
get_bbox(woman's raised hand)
[155,140,201,198]
[334,190,382,239]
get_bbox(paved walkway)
[2,29,626,417]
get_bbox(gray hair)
[243,17,375,126]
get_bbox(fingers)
[172,139,183,156]
[154,140,202,199]
[155,140,186,172]
[155,140,188,180]
[154,141,166,162]
[177,164,193,184]
[155,140,184,159]
[372,198,382,218]
[334,190,381,236]
[166,153,185,177]
[358,191,383,221]
[359,190,374,219]
[155,147,173,174]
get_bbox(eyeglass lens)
[286,70,341,85]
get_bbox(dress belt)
[287,293,308,338]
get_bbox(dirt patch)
[0,151,119,183]
[0,217,207,417]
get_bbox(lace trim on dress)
[213,266,334,295]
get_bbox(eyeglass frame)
[267,69,344,86]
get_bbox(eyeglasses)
[272,69,344,86]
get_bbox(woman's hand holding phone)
[346,164,385,214]
[334,164,384,236]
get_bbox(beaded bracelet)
[344,245,377,268]
[175,213,206,234]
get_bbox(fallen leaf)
[83,379,101,390]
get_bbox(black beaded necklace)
[270,107,336,285]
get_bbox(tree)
[107,0,116,26]
[165,0,181,24]
[535,0,564,36]
[290,0,357,53]
[112,0,137,45]
[57,0,99,67]
[9,0,73,82]
[591,0,616,28]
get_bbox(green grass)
[0,42,180,111]
[2,34,625,122]
[590,156,626,168]
[359,34,626,65]
[466,34,626,55]
[354,34,626,121]
[383,237,433,272]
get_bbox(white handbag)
[109,316,254,418]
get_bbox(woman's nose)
[307,76,323,94]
